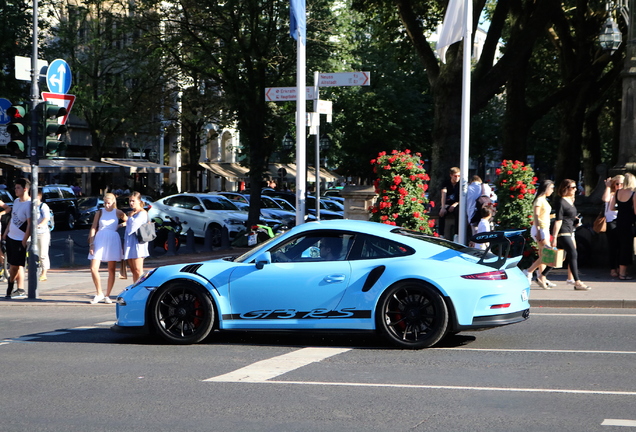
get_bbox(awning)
[101,158,175,174]
[199,162,249,181]
[0,157,120,174]
[268,163,341,182]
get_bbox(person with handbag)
[552,179,590,290]
[88,193,128,304]
[524,180,556,289]
[601,175,623,278]
[609,173,636,280]
[123,192,150,283]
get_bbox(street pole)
[313,71,321,219]
[617,0,636,170]
[28,0,40,299]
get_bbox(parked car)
[148,193,254,246]
[42,185,79,230]
[77,196,104,227]
[113,220,530,347]
[270,197,317,222]
[116,195,154,214]
[218,192,296,226]
[306,196,344,219]
[0,189,13,236]
[322,198,345,215]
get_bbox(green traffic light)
[45,138,67,155]
[7,140,26,155]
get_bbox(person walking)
[525,180,556,289]
[123,191,150,283]
[602,175,623,278]
[1,178,31,299]
[609,172,636,280]
[438,167,461,240]
[35,190,51,281]
[552,179,590,290]
[88,193,128,304]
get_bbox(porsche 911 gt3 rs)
[113,219,530,349]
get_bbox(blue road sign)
[46,59,72,95]
[0,98,12,125]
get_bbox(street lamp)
[599,16,622,52]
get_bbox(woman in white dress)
[88,193,128,304]
[123,191,150,283]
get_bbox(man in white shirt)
[1,178,31,299]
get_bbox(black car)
[42,185,79,230]
[77,196,104,227]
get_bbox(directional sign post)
[46,59,72,95]
[265,71,371,222]
[265,86,316,102]
[317,72,370,87]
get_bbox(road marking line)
[260,380,636,396]
[204,347,351,382]
[602,419,636,426]
[435,348,636,355]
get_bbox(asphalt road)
[1,306,635,431]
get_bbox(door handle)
[324,274,346,283]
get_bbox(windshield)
[78,197,98,207]
[232,234,281,263]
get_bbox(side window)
[61,189,75,199]
[356,234,414,260]
[181,196,201,210]
[270,232,354,263]
[163,197,178,207]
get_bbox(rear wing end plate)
[470,229,526,269]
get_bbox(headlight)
[224,218,244,225]
[131,268,157,287]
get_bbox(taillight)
[490,303,511,309]
[461,270,508,280]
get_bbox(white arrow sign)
[265,86,316,101]
[318,72,370,87]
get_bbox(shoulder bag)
[136,221,157,243]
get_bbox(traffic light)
[42,102,68,156]
[6,102,29,156]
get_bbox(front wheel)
[149,282,215,344]
[377,281,448,349]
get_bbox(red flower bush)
[369,150,432,233]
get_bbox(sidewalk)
[1,249,635,307]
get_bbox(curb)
[530,299,636,308]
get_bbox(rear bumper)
[456,308,530,331]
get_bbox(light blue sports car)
[113,220,530,349]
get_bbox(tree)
[44,0,172,159]
[0,0,32,101]
[144,0,337,224]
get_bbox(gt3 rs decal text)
[222,308,371,320]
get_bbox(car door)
[227,231,355,328]
[176,195,207,236]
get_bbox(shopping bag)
[136,222,157,243]
[542,247,564,268]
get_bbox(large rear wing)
[470,229,526,269]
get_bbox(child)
[475,206,493,250]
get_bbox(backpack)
[470,195,494,225]
[40,203,55,232]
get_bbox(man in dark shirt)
[438,167,460,240]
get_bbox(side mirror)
[255,251,271,270]
[192,205,204,212]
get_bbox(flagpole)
[295,29,306,226]
[457,0,472,245]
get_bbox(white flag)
[436,0,467,64]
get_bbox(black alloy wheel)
[149,282,215,344]
[377,281,448,349]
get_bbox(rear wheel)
[149,282,215,344]
[208,224,222,247]
[377,281,448,349]
[65,213,75,230]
